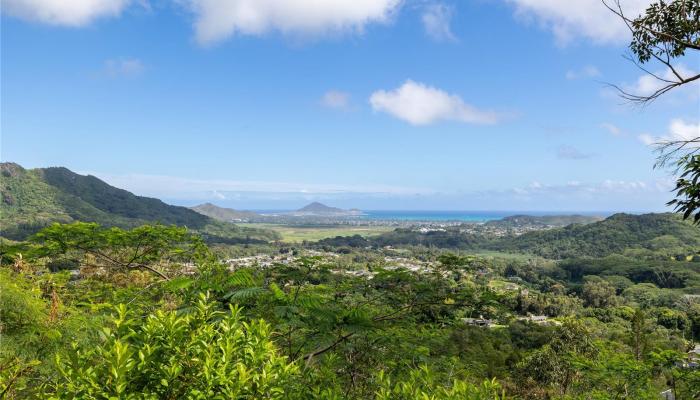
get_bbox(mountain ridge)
[0,162,278,242]
[489,212,700,258]
[190,203,259,222]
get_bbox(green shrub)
[375,365,507,400]
[47,294,298,399]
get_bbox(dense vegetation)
[1,221,698,399]
[491,213,700,259]
[190,202,259,222]
[0,163,278,243]
[2,162,700,399]
[484,215,602,228]
[317,213,700,261]
[3,1,698,397]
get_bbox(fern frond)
[223,286,266,302]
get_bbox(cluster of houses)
[462,314,560,328]
[660,345,700,400]
[458,224,553,237]
[679,344,700,369]
[415,227,447,234]
[223,254,295,269]
[223,250,340,270]
[383,256,432,273]
[331,256,433,279]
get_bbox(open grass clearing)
[237,223,394,243]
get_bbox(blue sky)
[2,0,698,211]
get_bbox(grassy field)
[238,224,393,243]
[470,250,536,261]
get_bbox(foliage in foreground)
[48,295,297,400]
[2,222,700,399]
[40,294,506,400]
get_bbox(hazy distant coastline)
[250,209,610,222]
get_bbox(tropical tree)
[516,320,598,396]
[605,0,700,222]
[29,222,209,280]
[604,0,699,104]
[667,155,700,224]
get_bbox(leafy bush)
[375,365,507,400]
[47,294,298,399]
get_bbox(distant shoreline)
[249,210,615,222]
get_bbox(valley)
[2,162,700,399]
[4,2,699,398]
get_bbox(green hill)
[485,214,603,228]
[490,213,700,258]
[297,202,343,213]
[190,203,259,222]
[0,162,278,243]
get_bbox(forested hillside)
[0,163,278,242]
[352,213,700,259]
[190,202,259,221]
[2,221,699,399]
[484,214,603,228]
[491,213,700,259]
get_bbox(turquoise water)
[359,210,609,222]
[360,210,509,221]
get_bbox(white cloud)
[2,0,131,26]
[102,58,145,78]
[600,179,647,191]
[505,0,652,45]
[211,190,227,200]
[565,65,600,80]
[320,90,350,109]
[183,0,402,45]
[421,3,456,42]
[369,80,501,125]
[637,133,656,146]
[85,170,672,211]
[626,64,699,97]
[638,119,700,146]
[509,178,664,197]
[88,172,432,201]
[637,133,655,146]
[600,122,623,136]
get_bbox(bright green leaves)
[28,222,210,281]
[47,294,298,399]
[629,0,700,64]
[668,155,700,224]
[375,366,507,400]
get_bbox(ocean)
[358,210,612,222]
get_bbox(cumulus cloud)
[505,0,652,45]
[557,145,592,160]
[320,90,350,110]
[102,58,145,78]
[2,0,131,26]
[638,119,700,146]
[369,80,501,125]
[183,0,402,45]
[565,65,600,80]
[421,3,456,42]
